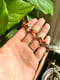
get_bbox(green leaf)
[27,0,54,15]
[6,28,18,39]
[53,67,60,78]
[0,0,8,36]
[53,77,58,80]
[27,15,33,21]
[0,0,2,7]
[5,0,34,29]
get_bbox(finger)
[44,36,51,45]
[33,18,45,34]
[29,39,39,51]
[35,36,51,61]
[22,19,37,44]
[23,18,45,45]
[28,23,50,51]
[27,18,37,28]
[14,19,37,41]
[37,23,50,39]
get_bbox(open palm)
[0,18,51,80]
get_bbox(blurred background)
[39,0,60,45]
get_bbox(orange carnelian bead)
[32,30,37,34]
[23,23,27,28]
[41,40,45,43]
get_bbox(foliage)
[0,0,8,35]
[6,28,18,39]
[0,0,34,36]
[51,61,60,79]
[5,0,34,29]
[27,0,54,16]
[0,0,54,46]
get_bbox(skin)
[0,18,51,80]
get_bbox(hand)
[0,18,51,80]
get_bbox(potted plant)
[41,61,60,80]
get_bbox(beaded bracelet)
[23,23,50,52]
[34,39,50,53]
[23,23,37,34]
[28,29,42,46]
[23,23,27,29]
